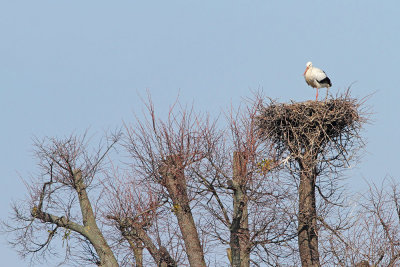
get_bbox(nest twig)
[256,92,366,173]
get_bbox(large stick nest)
[257,93,365,165]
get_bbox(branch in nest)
[256,92,366,173]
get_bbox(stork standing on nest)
[303,61,332,101]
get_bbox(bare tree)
[104,169,178,267]
[323,178,400,266]
[123,99,211,267]
[257,92,365,266]
[4,133,120,266]
[197,100,298,266]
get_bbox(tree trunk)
[133,245,143,267]
[74,170,119,267]
[125,237,143,267]
[230,152,250,267]
[239,203,250,267]
[159,155,206,267]
[119,220,176,267]
[297,161,320,267]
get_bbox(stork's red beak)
[303,66,309,76]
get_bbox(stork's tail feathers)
[319,77,332,87]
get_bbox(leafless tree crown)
[5,92,385,267]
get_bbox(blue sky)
[1,1,399,266]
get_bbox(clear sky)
[1,1,399,266]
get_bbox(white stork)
[303,61,332,101]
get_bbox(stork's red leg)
[316,88,319,101]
